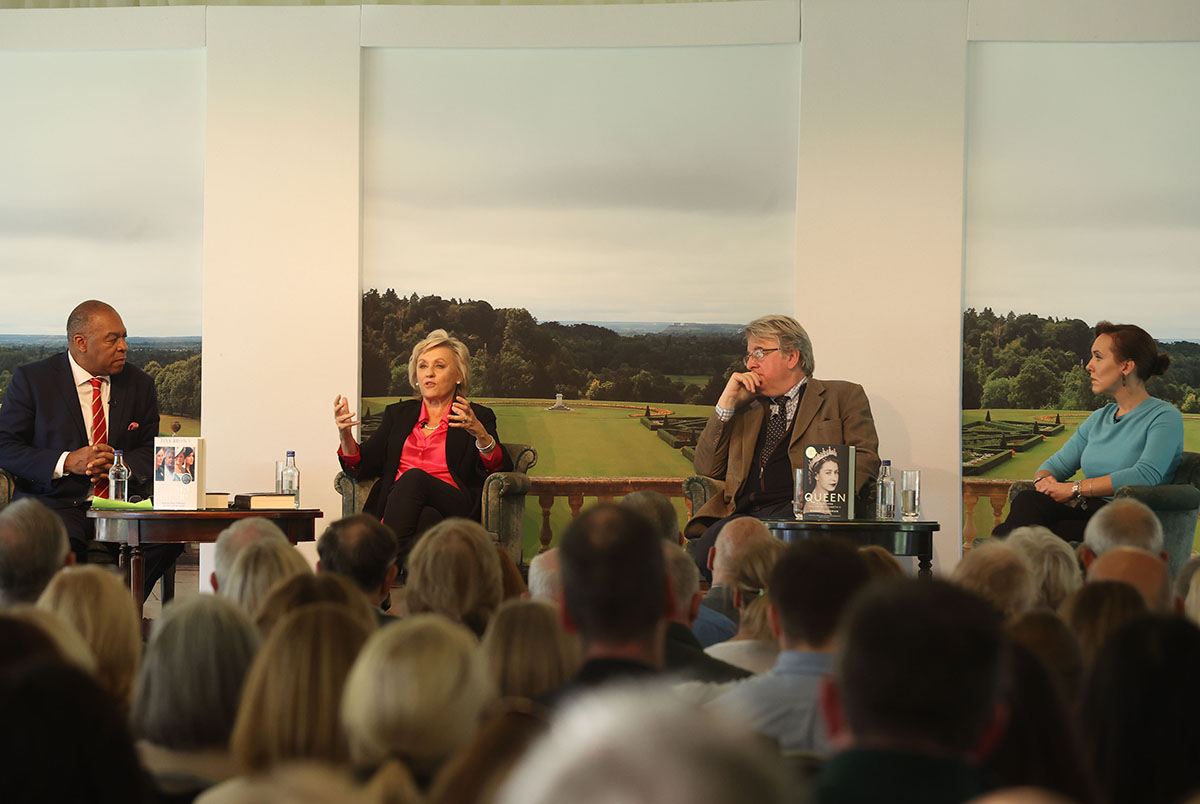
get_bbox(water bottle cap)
[881,459,890,466]
[286,450,295,457]
[114,450,123,456]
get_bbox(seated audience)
[211,518,289,593]
[341,613,495,790]
[1002,526,1082,610]
[481,599,580,700]
[714,538,870,754]
[1005,611,1084,711]
[0,606,96,676]
[0,497,74,606]
[702,516,775,624]
[661,543,751,683]
[196,762,383,804]
[1058,580,1148,669]
[813,580,1006,804]
[251,572,377,637]
[496,686,793,804]
[494,543,528,601]
[1080,496,1166,568]
[1175,554,1200,606]
[1080,615,1200,804]
[857,544,906,579]
[705,538,787,675]
[37,564,141,709]
[132,596,260,802]
[1187,570,1200,626]
[404,517,503,637]
[316,514,399,626]
[427,701,550,804]
[220,538,310,618]
[951,540,1037,619]
[1087,545,1177,612]
[228,604,371,775]
[527,547,561,602]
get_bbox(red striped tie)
[90,377,109,499]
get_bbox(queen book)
[795,444,856,521]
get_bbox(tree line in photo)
[362,289,745,404]
[962,308,1200,412]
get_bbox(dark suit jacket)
[664,621,752,684]
[692,377,880,521]
[0,353,159,509]
[339,398,512,521]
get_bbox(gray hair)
[406,329,472,396]
[744,314,815,376]
[952,541,1038,619]
[214,518,289,590]
[222,538,311,617]
[663,543,700,618]
[1083,498,1164,557]
[0,498,70,606]
[1003,526,1083,611]
[527,548,561,602]
[132,595,260,749]
[619,491,679,543]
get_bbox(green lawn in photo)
[964,408,1200,551]
[667,374,711,386]
[364,397,713,560]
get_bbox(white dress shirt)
[52,353,111,480]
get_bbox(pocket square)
[128,422,139,431]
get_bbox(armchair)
[0,468,13,512]
[334,442,538,568]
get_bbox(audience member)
[132,595,260,802]
[857,544,906,579]
[703,516,774,623]
[195,762,384,804]
[428,701,550,804]
[705,538,787,675]
[496,686,793,804]
[715,538,870,754]
[813,580,1006,804]
[1080,497,1166,568]
[1187,570,1200,626]
[966,791,1078,804]
[221,537,310,618]
[0,497,73,606]
[1058,580,1148,669]
[1002,526,1082,611]
[1175,554,1200,605]
[1005,610,1084,711]
[662,542,752,683]
[37,564,141,708]
[1,605,96,676]
[229,604,371,774]
[341,613,495,789]
[481,599,580,700]
[1080,616,1200,804]
[1088,545,1177,612]
[253,572,378,637]
[952,540,1037,619]
[527,548,561,602]
[211,517,289,593]
[620,489,682,545]
[404,517,502,637]
[316,513,399,625]
[495,543,528,600]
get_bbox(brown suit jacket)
[691,377,880,520]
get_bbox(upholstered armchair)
[334,442,538,568]
[1005,451,1200,579]
[0,469,14,513]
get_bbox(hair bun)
[1151,353,1171,376]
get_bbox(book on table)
[233,492,297,511]
[796,444,856,521]
[205,492,230,509]
[154,437,206,511]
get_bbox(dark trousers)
[381,468,472,566]
[55,504,183,602]
[991,489,1108,543]
[688,501,794,582]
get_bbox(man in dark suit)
[0,300,181,600]
[687,314,880,575]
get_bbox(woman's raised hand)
[334,394,360,453]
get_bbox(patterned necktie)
[758,395,790,475]
[89,377,109,498]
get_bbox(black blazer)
[340,398,511,521]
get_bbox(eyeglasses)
[744,348,780,365]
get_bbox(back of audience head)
[857,544,906,580]
[527,548,561,602]
[952,540,1037,620]
[0,606,96,677]
[482,599,581,700]
[559,503,667,654]
[132,595,260,752]
[253,571,378,636]
[0,497,73,606]
[1082,497,1165,563]
[732,537,786,641]
[1080,615,1200,804]
[494,542,528,601]
[405,518,503,637]
[620,490,680,543]
[769,538,869,651]
[663,542,703,628]
[1177,555,1200,613]
[1002,526,1082,610]
[212,517,289,592]
[1058,580,1148,669]
[427,702,550,804]
[37,564,140,708]
[496,686,792,804]
[316,513,398,608]
[1005,610,1083,710]
[824,579,1007,757]
[221,537,311,617]
[708,516,773,586]
[1087,545,1176,613]
[231,603,371,773]
[342,613,495,783]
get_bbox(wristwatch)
[1072,481,1082,499]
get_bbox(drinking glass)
[275,460,285,494]
[901,470,921,521]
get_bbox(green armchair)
[0,468,14,512]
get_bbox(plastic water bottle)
[281,450,300,509]
[875,460,895,521]
[110,450,130,502]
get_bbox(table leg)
[131,544,145,620]
[918,553,933,580]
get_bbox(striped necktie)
[89,377,109,498]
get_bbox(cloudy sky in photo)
[361,44,801,325]
[964,42,1200,341]
[0,49,204,337]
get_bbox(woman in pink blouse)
[334,329,509,564]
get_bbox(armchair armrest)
[334,471,377,520]
[683,475,721,516]
[1115,484,1200,512]
[482,469,534,568]
[0,468,14,511]
[1006,480,1036,505]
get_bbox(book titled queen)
[795,444,856,521]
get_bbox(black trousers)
[56,504,183,603]
[991,489,1108,543]
[381,468,472,566]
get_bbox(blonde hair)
[222,538,311,618]
[951,540,1037,620]
[481,599,581,699]
[407,328,472,395]
[342,613,495,779]
[253,572,378,637]
[405,518,503,637]
[858,545,905,580]
[2,605,97,675]
[37,565,140,707]
[1003,526,1083,611]
[230,603,371,773]
[733,539,787,640]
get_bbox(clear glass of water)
[792,468,805,520]
[275,460,285,494]
[901,470,921,521]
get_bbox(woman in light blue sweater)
[993,322,1183,542]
